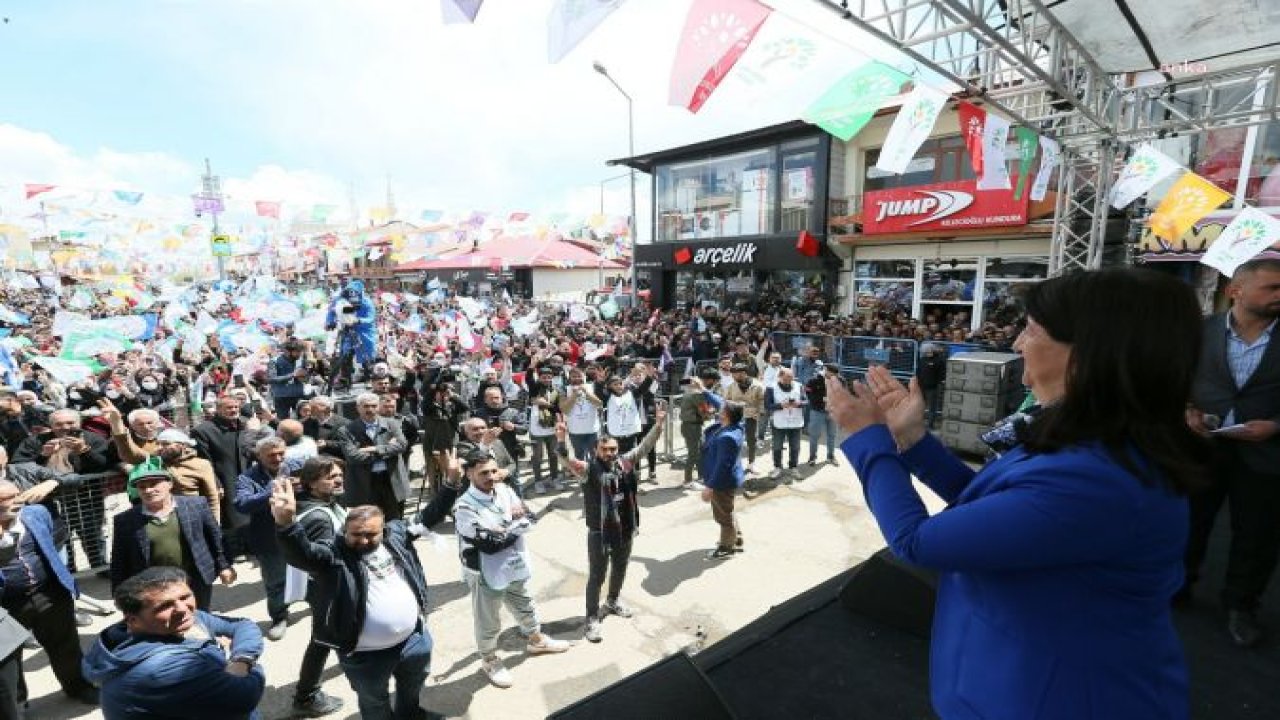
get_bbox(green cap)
[126,456,171,502]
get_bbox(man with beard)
[1185,258,1280,647]
[233,437,292,642]
[377,393,419,471]
[524,365,562,494]
[12,409,115,573]
[272,481,448,720]
[722,364,765,475]
[602,376,643,476]
[336,394,409,523]
[193,394,268,559]
[764,368,807,480]
[626,363,659,483]
[155,429,222,523]
[110,461,235,610]
[301,396,346,460]
[473,387,527,492]
[557,402,667,643]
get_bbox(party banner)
[733,11,861,100]
[1109,143,1182,209]
[61,327,131,361]
[1013,127,1039,200]
[547,0,627,63]
[1030,136,1061,202]
[24,184,56,200]
[801,62,909,142]
[1201,208,1280,276]
[957,101,985,176]
[113,190,144,205]
[669,0,772,113]
[976,113,1012,190]
[875,83,949,175]
[1148,172,1231,243]
[28,356,95,386]
[255,201,281,219]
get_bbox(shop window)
[864,136,981,191]
[1245,120,1280,207]
[760,270,832,315]
[781,138,819,233]
[855,280,915,315]
[855,260,915,279]
[656,148,777,242]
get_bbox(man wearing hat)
[110,460,235,610]
[156,429,222,523]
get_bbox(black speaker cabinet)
[548,651,736,720]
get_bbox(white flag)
[547,0,627,63]
[976,113,1012,190]
[1030,136,1060,201]
[875,84,949,175]
[1109,143,1181,209]
[1201,208,1280,277]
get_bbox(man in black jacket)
[472,386,526,486]
[12,409,115,572]
[192,394,268,558]
[273,476,454,720]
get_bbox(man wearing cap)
[110,460,234,610]
[156,429,222,523]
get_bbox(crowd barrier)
[834,336,920,381]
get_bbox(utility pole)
[198,158,226,280]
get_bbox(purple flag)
[192,194,224,214]
[442,0,483,24]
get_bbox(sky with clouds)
[0,0,911,230]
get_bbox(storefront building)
[830,108,1059,332]
[619,121,840,313]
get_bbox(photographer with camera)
[415,359,469,498]
[267,340,309,420]
[323,281,377,389]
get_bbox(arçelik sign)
[673,242,758,267]
[862,179,1029,234]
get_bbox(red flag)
[255,201,280,219]
[508,212,530,222]
[796,230,820,257]
[24,183,56,200]
[957,101,986,176]
[669,0,772,113]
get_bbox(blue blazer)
[111,496,229,591]
[842,426,1188,720]
[701,423,745,491]
[1,504,77,599]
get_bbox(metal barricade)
[769,332,837,363]
[835,336,920,381]
[933,341,983,357]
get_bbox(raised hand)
[269,478,297,527]
[865,365,927,449]
[554,420,567,442]
[825,375,888,438]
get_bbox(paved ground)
[22,435,939,720]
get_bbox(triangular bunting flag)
[442,0,483,24]
[255,201,281,219]
[113,190,144,205]
[547,0,627,63]
[668,0,772,113]
[24,184,56,200]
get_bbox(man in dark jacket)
[267,340,310,419]
[110,461,234,610]
[473,386,527,475]
[12,408,116,572]
[916,344,947,429]
[273,476,455,720]
[335,394,409,522]
[301,396,346,460]
[192,394,267,557]
[418,375,469,498]
[233,436,291,642]
[82,566,265,720]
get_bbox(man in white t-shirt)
[558,367,603,463]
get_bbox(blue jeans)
[807,410,836,461]
[255,542,289,623]
[570,432,597,463]
[339,628,433,720]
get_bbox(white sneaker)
[482,655,513,688]
[584,617,602,643]
[684,480,705,491]
[527,634,571,655]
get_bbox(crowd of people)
[0,259,1272,719]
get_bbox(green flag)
[1013,127,1039,200]
[803,62,910,141]
[60,327,130,363]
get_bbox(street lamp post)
[593,61,638,307]
[198,158,226,281]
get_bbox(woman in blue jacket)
[828,268,1210,720]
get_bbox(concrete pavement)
[24,444,940,720]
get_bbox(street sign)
[211,234,232,257]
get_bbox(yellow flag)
[1148,172,1231,242]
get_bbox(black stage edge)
[550,516,1280,720]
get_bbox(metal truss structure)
[813,0,1280,275]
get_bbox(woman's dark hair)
[1021,268,1210,493]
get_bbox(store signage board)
[862,179,1029,234]
[673,242,759,267]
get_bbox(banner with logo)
[668,0,772,113]
[1030,136,1060,202]
[976,114,1012,191]
[1148,172,1231,243]
[862,179,1029,234]
[1013,127,1039,200]
[802,62,909,142]
[957,101,985,176]
[875,84,949,175]
[1201,208,1280,276]
[1109,143,1181,209]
